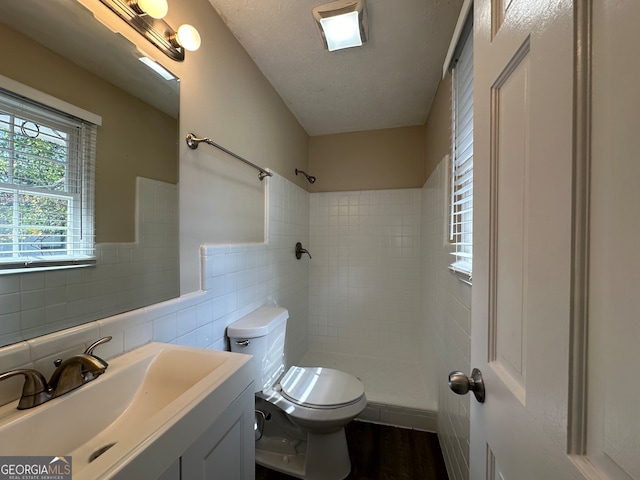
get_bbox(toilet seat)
[279,366,365,408]
[260,365,367,432]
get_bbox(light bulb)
[136,0,168,19]
[176,24,201,52]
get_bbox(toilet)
[227,306,366,480]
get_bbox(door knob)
[448,368,485,403]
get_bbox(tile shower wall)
[0,177,179,346]
[308,189,422,361]
[421,158,472,480]
[0,173,309,406]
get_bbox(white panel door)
[470,0,588,478]
[469,0,640,478]
[586,2,640,479]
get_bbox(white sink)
[0,343,252,479]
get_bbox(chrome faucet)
[0,336,112,410]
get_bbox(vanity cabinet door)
[157,459,180,480]
[181,385,255,480]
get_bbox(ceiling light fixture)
[312,0,368,52]
[99,0,201,61]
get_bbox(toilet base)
[256,428,351,480]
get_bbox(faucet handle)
[0,369,50,410]
[295,242,312,259]
[84,336,112,356]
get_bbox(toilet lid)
[279,366,364,407]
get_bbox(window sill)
[0,258,96,275]
[449,265,472,286]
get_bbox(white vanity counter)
[0,343,255,479]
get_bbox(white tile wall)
[304,188,434,430]
[0,173,309,407]
[0,177,179,346]
[307,189,422,361]
[421,158,472,480]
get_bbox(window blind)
[0,89,96,272]
[450,29,473,279]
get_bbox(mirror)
[0,0,180,347]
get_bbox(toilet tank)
[227,306,288,393]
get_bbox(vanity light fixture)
[99,0,201,61]
[312,0,368,52]
[129,0,168,19]
[172,24,201,52]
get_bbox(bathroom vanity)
[0,343,255,480]
[159,385,254,480]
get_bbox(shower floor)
[299,351,437,431]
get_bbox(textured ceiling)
[207,0,463,136]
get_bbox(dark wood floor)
[255,421,449,480]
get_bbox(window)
[449,15,473,281]
[0,89,97,273]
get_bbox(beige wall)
[102,0,310,293]
[424,74,452,180]
[308,126,426,192]
[0,24,178,243]
[306,74,451,194]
